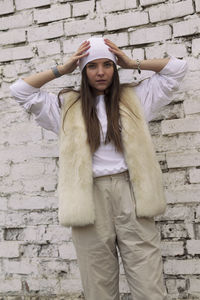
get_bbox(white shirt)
[10,56,188,177]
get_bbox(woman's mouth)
[96,80,106,84]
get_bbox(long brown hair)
[58,64,138,154]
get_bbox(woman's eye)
[88,64,96,69]
[104,63,112,67]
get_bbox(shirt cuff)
[158,55,188,75]
[10,78,40,96]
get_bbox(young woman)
[10,37,187,300]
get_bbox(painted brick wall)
[0,0,200,299]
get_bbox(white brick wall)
[72,1,95,17]
[129,25,171,45]
[0,0,199,299]
[0,12,32,30]
[27,22,64,42]
[140,0,165,6]
[15,0,51,10]
[34,4,71,24]
[106,11,149,31]
[64,16,105,36]
[0,0,14,15]
[97,0,137,12]
[0,28,26,45]
[173,17,200,37]
[195,0,200,12]
[149,0,194,23]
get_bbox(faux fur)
[58,86,166,227]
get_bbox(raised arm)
[10,41,90,135]
[104,38,170,73]
[23,41,90,88]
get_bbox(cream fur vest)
[58,86,166,227]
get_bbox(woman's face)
[86,58,114,95]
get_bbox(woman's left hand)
[104,38,134,69]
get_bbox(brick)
[160,223,188,239]
[5,211,58,227]
[166,150,200,168]
[195,0,200,12]
[0,29,26,46]
[0,197,7,210]
[39,244,58,257]
[189,168,200,183]
[0,163,10,177]
[196,205,200,220]
[43,225,71,243]
[187,240,200,255]
[23,175,57,193]
[146,43,187,59]
[15,0,51,10]
[64,17,104,36]
[164,259,200,274]
[38,260,69,277]
[129,25,171,45]
[58,242,77,260]
[163,170,185,187]
[103,32,129,47]
[0,177,24,194]
[0,0,14,15]
[0,241,20,257]
[59,278,83,293]
[161,117,200,135]
[27,23,64,42]
[97,0,137,12]
[140,0,165,6]
[33,41,60,57]
[158,206,193,221]
[192,38,200,57]
[3,258,38,274]
[180,70,200,92]
[106,11,149,31]
[34,4,70,24]
[186,58,200,73]
[1,122,42,145]
[0,278,21,293]
[189,278,200,294]
[132,48,145,60]
[165,185,200,204]
[73,1,95,17]
[0,45,34,62]
[149,0,194,23]
[161,241,184,256]
[5,226,45,242]
[8,194,57,210]
[0,11,32,30]
[184,98,200,115]
[173,17,200,37]
[166,279,186,296]
[25,278,60,293]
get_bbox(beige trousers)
[71,171,167,300]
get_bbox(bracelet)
[136,59,141,74]
[51,66,62,78]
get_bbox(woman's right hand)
[61,41,90,74]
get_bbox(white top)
[10,56,188,177]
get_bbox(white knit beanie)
[79,37,117,72]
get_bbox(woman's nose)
[97,66,104,75]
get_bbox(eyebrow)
[87,60,112,65]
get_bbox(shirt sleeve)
[10,78,61,135]
[134,56,188,122]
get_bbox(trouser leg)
[71,177,120,300]
[111,173,167,300]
